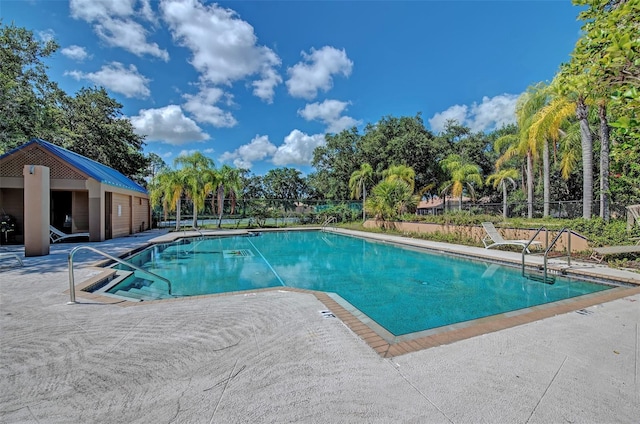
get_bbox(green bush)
[319,203,359,223]
[566,218,632,247]
[401,211,500,227]
[387,212,638,248]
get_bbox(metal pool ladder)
[521,227,573,284]
[67,245,172,305]
[321,216,337,231]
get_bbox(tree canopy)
[0,22,150,182]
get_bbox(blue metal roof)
[1,139,147,194]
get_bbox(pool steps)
[113,281,173,301]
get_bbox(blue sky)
[2,0,583,175]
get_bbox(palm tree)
[365,179,418,222]
[150,169,186,231]
[486,168,518,219]
[576,94,594,219]
[527,85,576,217]
[598,101,610,221]
[502,83,549,218]
[555,69,596,219]
[349,163,373,221]
[381,164,415,192]
[440,154,483,211]
[558,123,582,180]
[213,165,242,228]
[174,152,215,228]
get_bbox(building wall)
[132,196,149,233]
[72,191,89,232]
[111,192,132,238]
[0,188,25,242]
[0,188,24,221]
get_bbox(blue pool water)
[106,231,611,336]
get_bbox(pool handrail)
[521,226,549,277]
[522,227,573,283]
[67,245,172,304]
[321,216,337,231]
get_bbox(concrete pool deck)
[1,228,639,423]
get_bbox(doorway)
[105,192,112,239]
[50,191,72,233]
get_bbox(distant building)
[0,139,150,244]
[416,195,472,215]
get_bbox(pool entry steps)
[68,245,172,304]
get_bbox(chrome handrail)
[321,216,337,231]
[542,228,572,282]
[522,226,572,282]
[521,226,548,276]
[67,245,172,304]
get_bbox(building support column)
[87,180,105,242]
[23,165,50,256]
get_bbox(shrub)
[319,203,359,223]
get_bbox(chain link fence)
[430,200,628,220]
[155,198,630,228]
[155,199,364,228]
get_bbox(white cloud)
[95,18,170,61]
[130,105,210,145]
[469,94,519,132]
[428,105,469,134]
[252,66,282,104]
[298,99,359,133]
[182,86,238,127]
[428,94,518,133]
[70,0,169,61]
[220,130,327,169]
[178,149,202,157]
[220,135,277,169]
[139,0,157,23]
[37,29,55,42]
[325,116,360,134]
[272,130,326,166]
[66,62,151,98]
[69,0,135,20]
[161,0,281,102]
[61,45,90,61]
[286,46,353,100]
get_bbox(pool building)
[0,138,150,255]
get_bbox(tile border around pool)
[70,278,640,358]
[307,285,640,357]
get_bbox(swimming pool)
[102,231,611,337]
